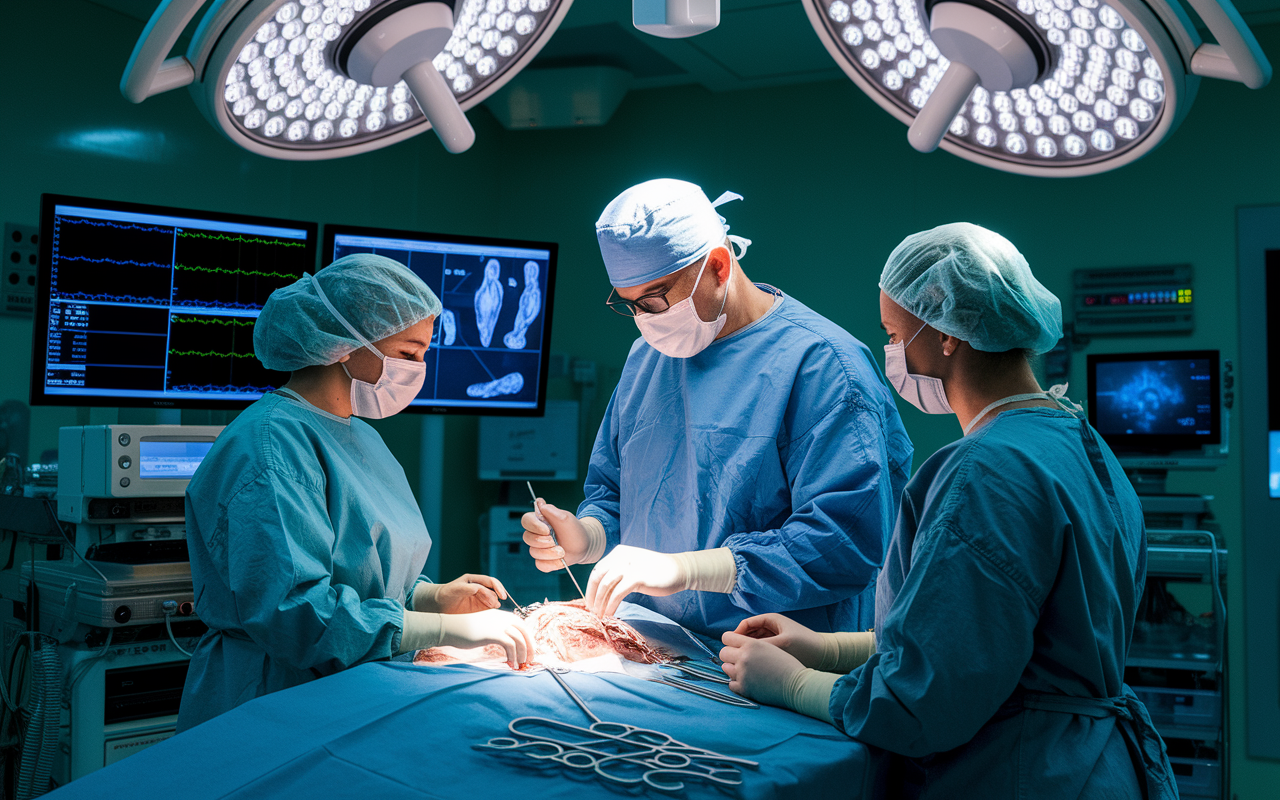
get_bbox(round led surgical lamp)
[803,0,1272,176]
[121,0,574,158]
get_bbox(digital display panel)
[31,194,318,409]
[138,440,215,479]
[1088,350,1220,451]
[1268,249,1280,496]
[324,224,556,415]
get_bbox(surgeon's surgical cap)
[595,179,742,288]
[255,253,442,372]
[879,223,1063,354]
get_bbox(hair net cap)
[254,253,442,372]
[880,222,1062,354]
[595,179,740,288]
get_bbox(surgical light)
[803,0,1271,175]
[633,0,719,38]
[121,0,574,157]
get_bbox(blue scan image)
[1270,431,1280,497]
[1096,362,1196,435]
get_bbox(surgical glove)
[399,609,534,668]
[718,632,813,712]
[731,614,875,672]
[585,545,737,618]
[414,574,510,614]
[522,502,606,572]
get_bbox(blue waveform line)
[60,218,171,234]
[53,290,168,304]
[169,384,276,394]
[59,255,171,268]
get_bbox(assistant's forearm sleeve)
[817,631,876,673]
[397,611,445,654]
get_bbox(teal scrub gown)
[830,407,1178,799]
[177,390,432,731]
[579,288,914,638]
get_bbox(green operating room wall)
[2,2,1278,795]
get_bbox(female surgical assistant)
[719,224,1177,799]
[178,254,532,731]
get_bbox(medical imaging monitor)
[1087,350,1226,470]
[30,194,318,409]
[322,223,557,416]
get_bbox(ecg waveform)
[176,263,302,281]
[177,231,306,248]
[60,217,171,234]
[60,255,170,269]
[165,313,286,395]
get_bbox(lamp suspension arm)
[1182,0,1271,88]
[120,0,210,103]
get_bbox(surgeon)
[178,254,533,731]
[522,179,913,638]
[719,223,1177,798]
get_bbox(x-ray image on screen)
[325,226,555,414]
[1094,358,1215,437]
[1270,431,1280,498]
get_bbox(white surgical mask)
[310,276,427,419]
[884,323,954,415]
[634,249,731,358]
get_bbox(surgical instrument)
[478,667,759,791]
[527,481,586,600]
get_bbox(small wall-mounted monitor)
[323,223,557,416]
[31,194,318,410]
[1087,350,1227,471]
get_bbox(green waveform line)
[178,231,305,247]
[171,316,256,327]
[176,263,302,280]
[169,349,257,359]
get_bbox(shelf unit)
[1126,529,1227,800]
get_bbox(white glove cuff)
[816,631,876,673]
[670,547,738,594]
[398,610,444,654]
[410,581,443,613]
[785,668,839,724]
[578,516,608,564]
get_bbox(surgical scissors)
[479,667,759,792]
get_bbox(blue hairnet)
[254,253,442,372]
[596,179,744,288]
[879,223,1062,354]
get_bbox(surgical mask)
[310,276,427,419]
[884,323,953,415]
[634,249,731,358]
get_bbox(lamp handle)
[120,0,209,103]
[1183,0,1271,89]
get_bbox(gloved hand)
[439,609,535,668]
[584,544,738,618]
[522,501,599,572]
[584,545,688,617]
[718,632,809,709]
[730,614,827,669]
[413,574,510,614]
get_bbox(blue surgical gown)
[178,391,432,731]
[830,407,1177,799]
[579,288,913,638]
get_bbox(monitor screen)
[323,224,556,415]
[31,194,318,409]
[138,439,215,479]
[1268,249,1280,496]
[1087,350,1221,451]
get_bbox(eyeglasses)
[605,284,678,317]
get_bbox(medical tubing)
[42,500,108,584]
[164,611,194,658]
[15,635,61,800]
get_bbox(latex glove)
[584,545,686,617]
[521,501,603,572]
[414,574,510,615]
[718,632,809,710]
[439,609,535,668]
[730,613,828,669]
[731,615,875,672]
